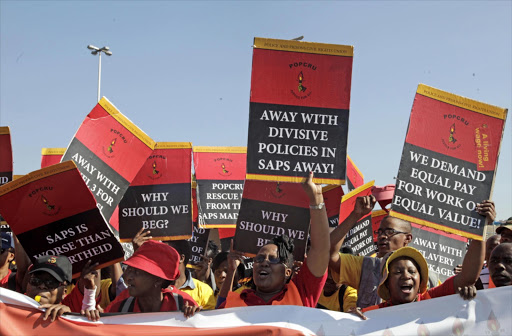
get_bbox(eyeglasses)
[29,277,63,290]
[374,228,409,238]
[253,254,282,264]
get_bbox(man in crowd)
[496,222,512,243]
[0,232,15,289]
[166,240,216,310]
[488,242,512,288]
[477,234,501,289]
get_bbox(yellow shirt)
[332,253,365,289]
[98,278,113,309]
[180,277,216,310]
[317,285,358,312]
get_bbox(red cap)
[124,240,180,281]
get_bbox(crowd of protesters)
[0,172,511,323]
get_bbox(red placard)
[41,148,66,168]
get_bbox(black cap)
[29,255,72,283]
[1,232,14,250]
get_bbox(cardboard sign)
[0,127,13,225]
[390,84,508,240]
[219,228,236,252]
[346,155,364,191]
[409,223,467,283]
[245,37,353,185]
[339,181,375,256]
[193,147,246,228]
[322,185,344,228]
[0,162,124,278]
[61,98,156,234]
[233,180,310,261]
[118,142,192,242]
[187,226,210,267]
[41,148,66,168]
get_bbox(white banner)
[1,286,510,335]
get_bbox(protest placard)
[390,84,508,240]
[61,98,156,234]
[0,127,13,226]
[41,148,66,168]
[193,147,246,228]
[0,161,124,277]
[408,223,467,283]
[233,180,310,261]
[219,228,236,252]
[187,226,210,267]
[322,185,344,228]
[118,142,192,242]
[346,155,364,191]
[245,37,353,185]
[339,181,375,256]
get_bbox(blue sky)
[1,1,510,220]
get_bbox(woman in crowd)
[216,172,329,308]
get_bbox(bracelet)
[309,203,325,210]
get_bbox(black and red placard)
[339,181,375,256]
[193,147,246,229]
[118,142,192,242]
[322,185,344,228]
[0,161,124,278]
[61,98,156,234]
[346,155,364,191]
[246,38,353,185]
[390,84,508,240]
[41,148,66,168]
[233,180,310,261]
[408,223,467,283]
[0,127,13,225]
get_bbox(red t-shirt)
[105,287,198,313]
[219,259,327,308]
[0,270,11,288]
[62,285,85,312]
[363,276,456,312]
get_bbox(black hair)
[161,279,172,289]
[272,235,295,269]
[212,252,228,272]
[340,246,354,255]
[166,240,192,266]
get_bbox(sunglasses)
[29,276,63,290]
[253,254,283,264]
[374,228,409,238]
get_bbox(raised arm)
[217,240,244,304]
[302,172,330,277]
[453,200,495,289]
[12,233,30,292]
[329,196,376,273]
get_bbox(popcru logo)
[28,186,61,216]
[441,114,468,150]
[289,61,316,100]
[271,182,286,199]
[147,155,166,180]
[214,158,233,177]
[103,128,129,158]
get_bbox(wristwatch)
[309,202,325,210]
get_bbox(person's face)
[0,248,14,268]
[386,257,421,305]
[376,218,412,257]
[214,260,229,290]
[253,244,292,294]
[489,244,512,287]
[499,228,512,243]
[26,271,66,305]
[485,235,501,262]
[124,266,162,297]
